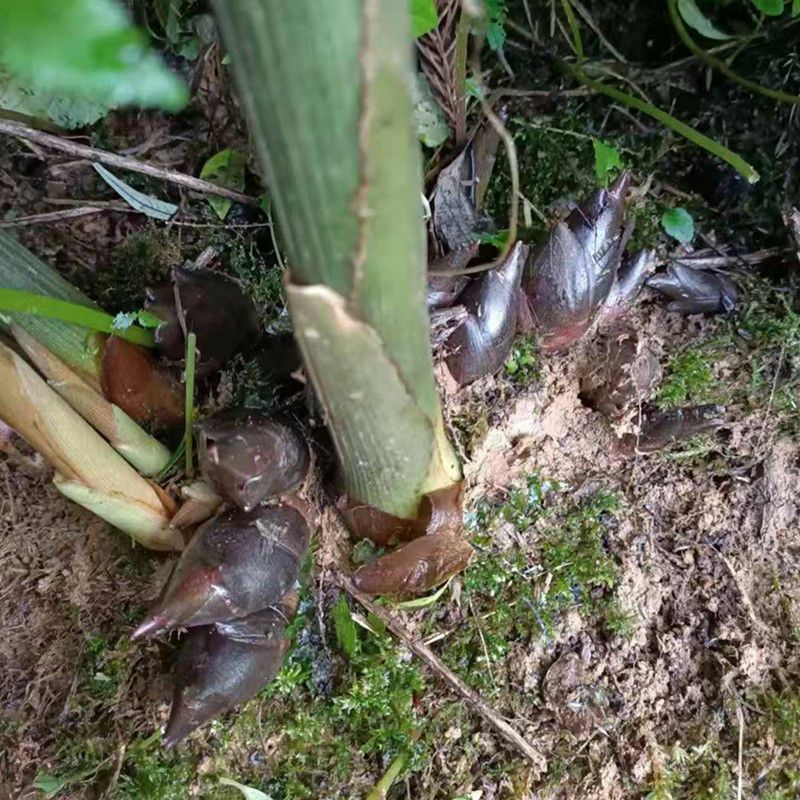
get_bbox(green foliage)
[332,595,358,658]
[242,621,424,799]
[39,631,204,800]
[410,0,438,38]
[661,207,696,243]
[0,71,108,128]
[751,0,785,15]
[657,348,716,408]
[504,335,539,385]
[0,287,156,346]
[412,72,451,147]
[592,138,623,185]
[91,230,176,314]
[200,149,247,220]
[0,0,186,121]
[676,0,732,40]
[483,0,508,51]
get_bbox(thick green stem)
[215,0,460,518]
[0,231,104,385]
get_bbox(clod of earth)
[164,593,297,749]
[579,333,662,419]
[145,266,261,377]
[647,262,740,313]
[196,410,310,512]
[620,403,726,453]
[133,502,311,638]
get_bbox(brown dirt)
[435,297,800,797]
[0,459,172,797]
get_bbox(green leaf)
[136,310,164,328]
[332,595,358,658]
[32,774,70,797]
[412,73,450,147]
[661,207,695,243]
[0,0,186,112]
[199,148,246,220]
[592,138,623,185]
[484,0,508,51]
[218,777,273,800]
[793,0,800,17]
[366,611,387,636]
[0,71,109,129]
[751,0,785,15]
[676,0,733,39]
[393,578,451,609]
[410,0,438,37]
[93,164,178,220]
[0,288,156,347]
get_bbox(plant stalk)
[12,326,171,476]
[667,0,800,106]
[215,0,461,519]
[0,231,104,386]
[0,339,180,550]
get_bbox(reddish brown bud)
[341,483,463,547]
[101,336,184,427]
[163,594,297,748]
[647,264,739,314]
[133,503,310,638]
[145,266,260,377]
[444,242,527,386]
[196,411,310,511]
[521,175,630,350]
[353,532,474,597]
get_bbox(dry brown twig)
[336,573,547,770]
[0,206,135,228]
[0,119,257,206]
[418,0,465,143]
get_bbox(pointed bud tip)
[131,613,169,640]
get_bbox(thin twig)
[568,0,626,62]
[0,120,258,206]
[0,206,136,228]
[337,573,546,768]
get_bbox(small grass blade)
[184,331,197,478]
[0,288,156,346]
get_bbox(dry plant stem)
[338,573,546,768]
[0,206,128,228]
[0,340,179,550]
[0,120,257,206]
[453,9,470,147]
[12,326,170,476]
